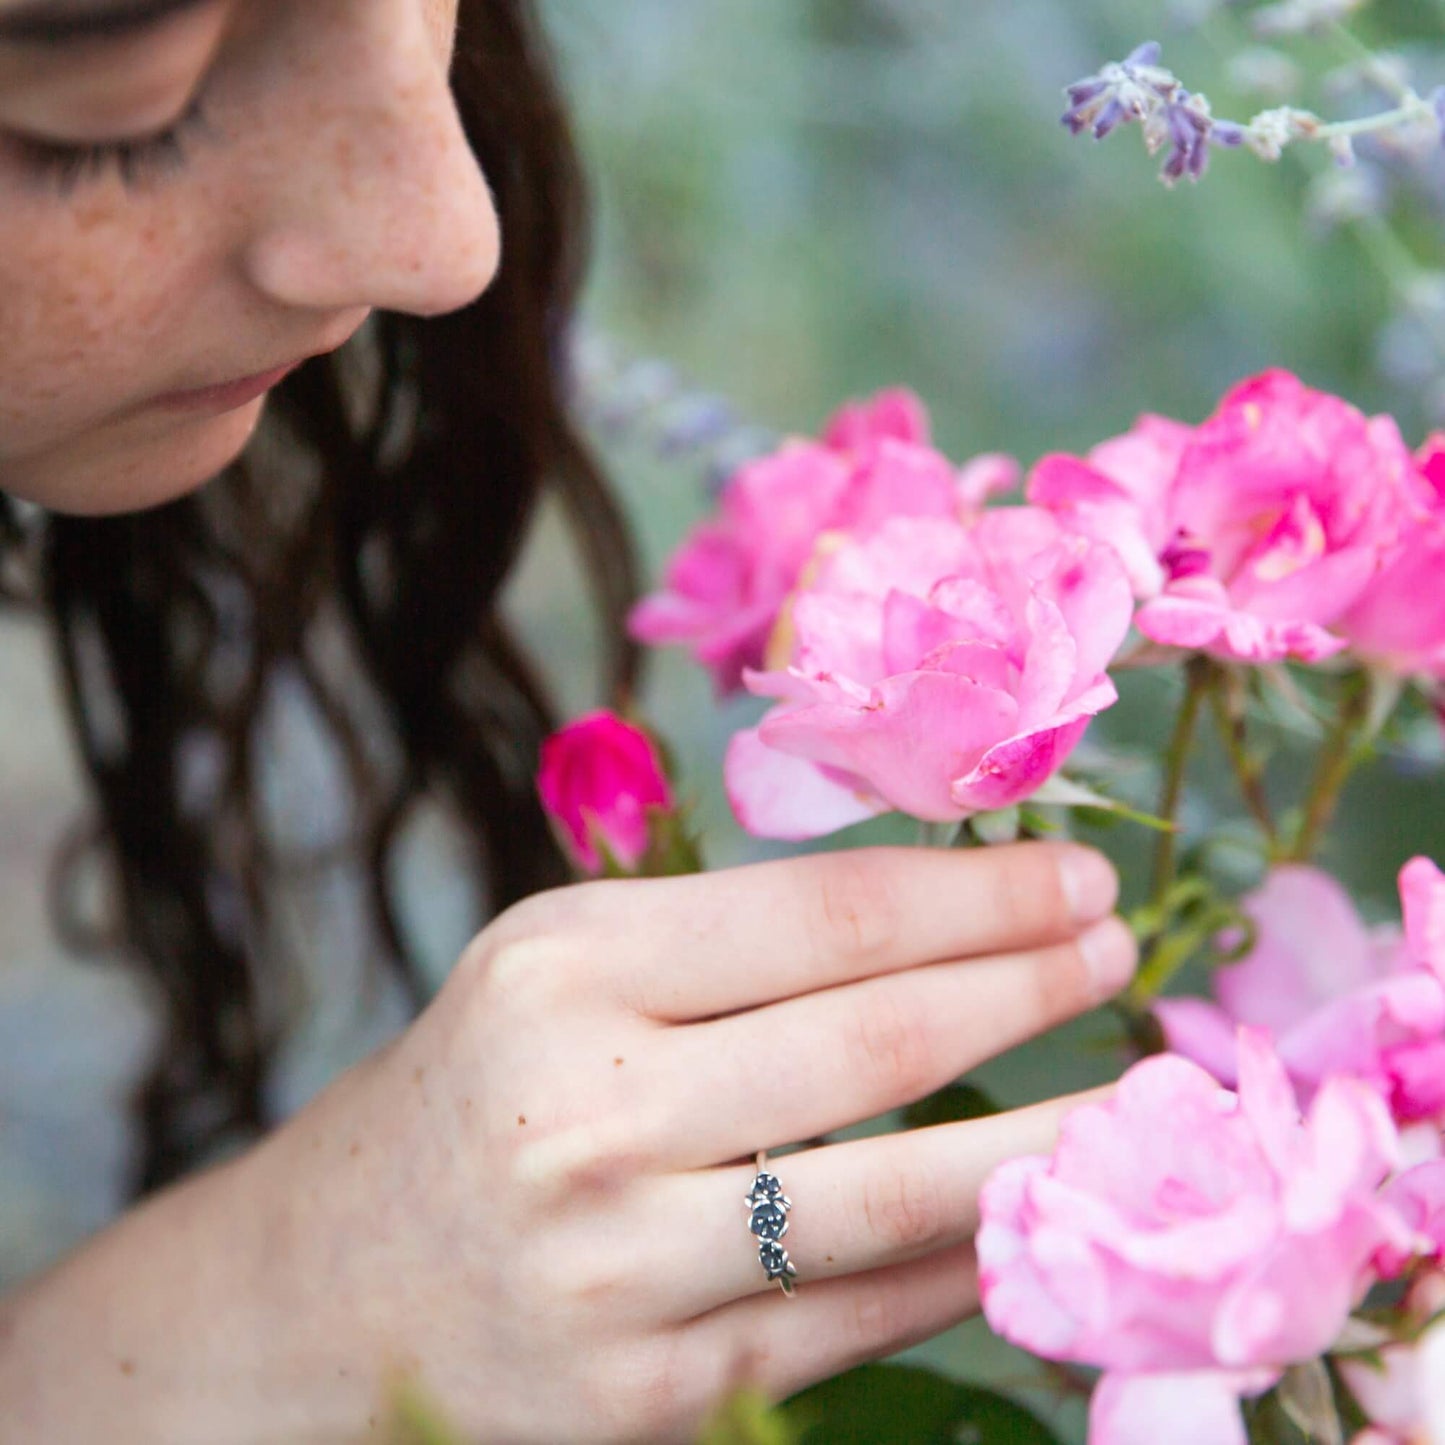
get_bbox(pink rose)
[724,506,1132,838]
[979,1029,1409,1445]
[628,388,1017,694]
[1156,860,1445,1126]
[1340,435,1445,679]
[819,385,931,453]
[1028,370,1423,664]
[536,711,674,874]
[1340,1271,1445,1445]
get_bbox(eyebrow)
[0,0,210,45]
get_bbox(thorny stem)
[1290,671,1371,862]
[1150,656,1210,910]
[1207,667,1281,852]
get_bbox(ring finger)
[649,1091,1102,1321]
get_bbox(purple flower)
[1064,42,1246,185]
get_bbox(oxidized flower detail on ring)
[747,1162,797,1293]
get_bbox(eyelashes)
[13,93,212,195]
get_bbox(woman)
[0,0,1137,1438]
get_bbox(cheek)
[0,182,219,458]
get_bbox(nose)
[239,5,501,318]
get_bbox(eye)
[13,90,210,194]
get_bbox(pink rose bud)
[536,711,674,875]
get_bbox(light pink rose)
[536,711,673,874]
[1341,1271,1445,1445]
[978,1029,1409,1445]
[1028,370,1423,664]
[1156,860,1445,1125]
[1340,435,1445,680]
[724,506,1132,838]
[628,389,1017,694]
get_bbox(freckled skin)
[0,0,500,517]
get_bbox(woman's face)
[0,0,501,515]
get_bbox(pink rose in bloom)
[978,1029,1410,1445]
[1340,434,1445,680]
[536,711,673,875]
[724,507,1132,838]
[628,388,1018,694]
[1156,860,1445,1126]
[1028,370,1423,663]
[819,385,931,453]
[1340,1271,1445,1445]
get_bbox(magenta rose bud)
[536,711,674,875]
[978,1029,1412,1445]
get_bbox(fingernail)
[1057,847,1119,924]
[1079,916,1138,998]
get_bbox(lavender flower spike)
[1063,42,1246,185]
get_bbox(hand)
[247,842,1133,1442]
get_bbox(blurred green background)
[511,2,1445,1437]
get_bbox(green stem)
[916,820,963,848]
[1290,672,1370,863]
[1314,99,1433,143]
[1150,657,1210,910]
[1325,20,1414,105]
[1207,669,1281,853]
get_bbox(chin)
[0,399,267,518]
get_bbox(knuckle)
[845,989,935,1102]
[467,932,572,1018]
[843,1278,911,1360]
[1033,937,1097,1022]
[511,1116,658,1208]
[811,851,902,970]
[992,845,1071,943]
[585,1337,701,1445]
[860,1165,948,1255]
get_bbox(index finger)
[605,842,1118,1021]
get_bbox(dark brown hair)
[5,0,638,1191]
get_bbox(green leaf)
[969,806,1021,845]
[1027,777,1174,832]
[781,1364,1063,1445]
[1274,1360,1343,1445]
[696,1387,800,1445]
[385,1382,468,1445]
[903,1082,1002,1129]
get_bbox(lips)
[151,359,305,414]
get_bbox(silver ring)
[746,1150,797,1296]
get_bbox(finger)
[655,1093,1099,1320]
[679,1240,981,1410]
[601,843,1118,1022]
[649,918,1135,1168]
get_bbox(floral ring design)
[746,1152,797,1296]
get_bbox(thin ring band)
[746,1150,797,1296]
